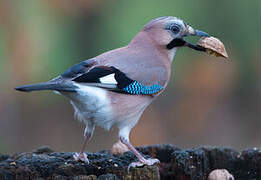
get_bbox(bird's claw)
[73,152,89,163]
[127,158,160,171]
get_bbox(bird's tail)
[15,82,77,92]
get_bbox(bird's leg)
[73,132,91,163]
[119,137,160,169]
[73,125,94,163]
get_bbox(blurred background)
[0,0,260,154]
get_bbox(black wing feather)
[112,67,133,88]
[72,66,134,88]
[62,59,96,78]
[73,67,115,83]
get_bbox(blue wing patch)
[123,81,163,95]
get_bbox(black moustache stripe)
[166,38,186,50]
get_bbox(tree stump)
[0,145,260,180]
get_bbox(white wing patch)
[100,73,117,84]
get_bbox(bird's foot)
[128,158,160,170]
[73,152,89,163]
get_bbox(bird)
[15,16,210,168]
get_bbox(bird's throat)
[167,48,177,61]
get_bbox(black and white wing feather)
[70,65,163,95]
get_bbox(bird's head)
[143,16,210,55]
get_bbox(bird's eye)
[170,25,180,34]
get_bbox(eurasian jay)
[15,16,210,168]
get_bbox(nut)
[197,36,228,58]
[208,169,234,180]
[110,140,129,155]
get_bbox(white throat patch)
[168,48,177,61]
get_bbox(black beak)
[184,26,210,51]
[166,36,207,51]
[193,29,210,37]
